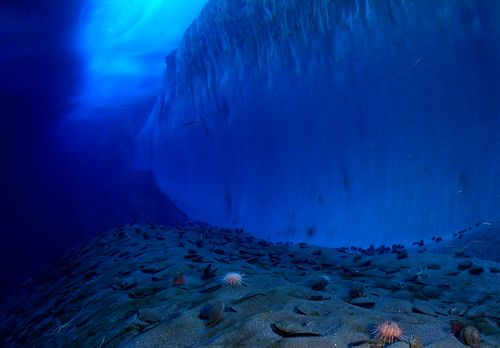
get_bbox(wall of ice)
[138,0,500,246]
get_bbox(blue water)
[1,0,499,302]
[0,0,206,298]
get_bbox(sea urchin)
[222,272,243,286]
[373,320,403,344]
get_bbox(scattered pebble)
[0,222,497,347]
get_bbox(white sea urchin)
[222,272,243,286]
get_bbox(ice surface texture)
[137,0,500,246]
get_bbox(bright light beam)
[75,0,207,111]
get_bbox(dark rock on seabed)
[0,222,499,347]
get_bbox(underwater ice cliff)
[137,0,500,246]
[1,1,500,346]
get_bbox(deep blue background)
[0,0,83,298]
[0,0,185,300]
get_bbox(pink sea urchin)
[373,321,403,344]
[222,272,243,286]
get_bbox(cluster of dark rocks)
[0,221,498,347]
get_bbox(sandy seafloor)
[0,221,498,347]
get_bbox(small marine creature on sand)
[451,321,481,348]
[222,272,243,286]
[372,321,403,345]
[350,322,405,348]
[172,272,186,286]
[408,334,424,348]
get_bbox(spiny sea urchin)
[373,320,403,344]
[222,272,243,286]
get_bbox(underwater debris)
[397,250,408,260]
[172,272,186,286]
[198,283,222,293]
[271,321,322,338]
[460,326,482,348]
[348,340,379,347]
[199,301,225,328]
[310,275,329,291]
[458,260,473,270]
[468,265,484,276]
[412,240,425,247]
[349,296,376,309]
[431,235,443,243]
[137,308,162,323]
[408,335,424,348]
[452,321,481,348]
[348,284,365,300]
[201,263,217,280]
